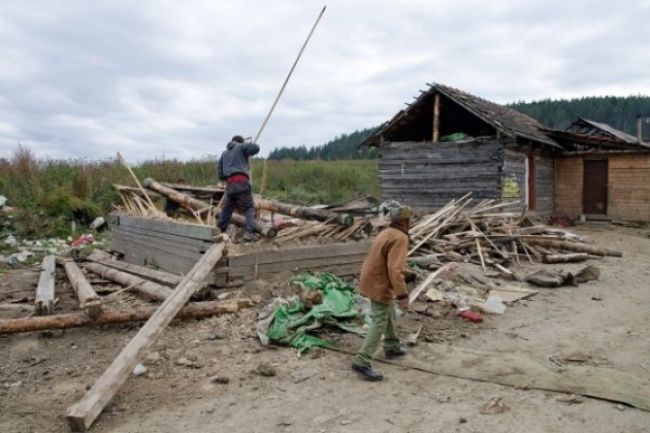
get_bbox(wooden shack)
[547,118,650,221]
[364,84,561,214]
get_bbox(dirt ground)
[1,225,649,433]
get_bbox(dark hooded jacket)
[218,140,260,180]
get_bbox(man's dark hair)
[232,135,244,143]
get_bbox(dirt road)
[1,226,649,433]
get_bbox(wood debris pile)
[407,194,622,272]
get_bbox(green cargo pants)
[353,300,401,367]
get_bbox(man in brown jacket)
[352,206,413,381]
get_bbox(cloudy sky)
[1,0,648,161]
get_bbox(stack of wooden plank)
[408,194,622,271]
[109,213,221,277]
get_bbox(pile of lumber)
[408,195,622,271]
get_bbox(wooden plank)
[227,255,366,277]
[394,344,650,412]
[112,227,211,256]
[228,263,363,285]
[115,213,219,241]
[111,232,203,262]
[113,224,215,250]
[226,241,370,267]
[35,255,56,315]
[111,237,199,275]
[65,242,226,431]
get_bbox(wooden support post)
[143,177,277,238]
[65,242,227,431]
[84,262,173,302]
[0,299,252,334]
[433,93,440,142]
[57,258,102,319]
[35,255,56,315]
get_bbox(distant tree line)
[268,127,378,160]
[509,95,650,134]
[268,96,650,160]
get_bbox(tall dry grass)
[0,146,378,238]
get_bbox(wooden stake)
[65,242,227,431]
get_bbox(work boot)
[242,232,260,242]
[351,363,384,381]
[384,346,407,359]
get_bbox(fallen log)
[84,262,172,302]
[527,239,622,257]
[0,299,252,334]
[35,255,56,315]
[65,242,227,431]
[57,258,102,318]
[143,177,277,238]
[254,196,353,227]
[542,253,591,264]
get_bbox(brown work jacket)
[359,226,409,304]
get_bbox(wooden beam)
[84,262,173,302]
[57,258,102,319]
[0,299,252,334]
[65,242,227,431]
[87,250,183,287]
[433,93,441,142]
[35,255,56,315]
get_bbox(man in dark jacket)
[217,135,260,241]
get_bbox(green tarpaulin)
[265,272,367,352]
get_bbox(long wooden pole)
[57,258,102,319]
[258,6,326,195]
[65,242,227,431]
[84,262,173,302]
[254,196,353,226]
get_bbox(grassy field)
[0,146,379,238]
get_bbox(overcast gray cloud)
[0,0,648,161]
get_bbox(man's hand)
[399,297,410,311]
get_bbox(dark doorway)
[583,159,608,214]
[527,155,536,210]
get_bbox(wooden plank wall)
[379,139,503,213]
[536,155,555,214]
[555,157,583,218]
[502,150,554,214]
[608,154,650,221]
[501,150,526,209]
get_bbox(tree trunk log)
[0,299,252,334]
[57,258,102,318]
[527,239,622,257]
[254,196,353,226]
[143,177,277,238]
[84,262,172,301]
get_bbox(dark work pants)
[218,181,257,233]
